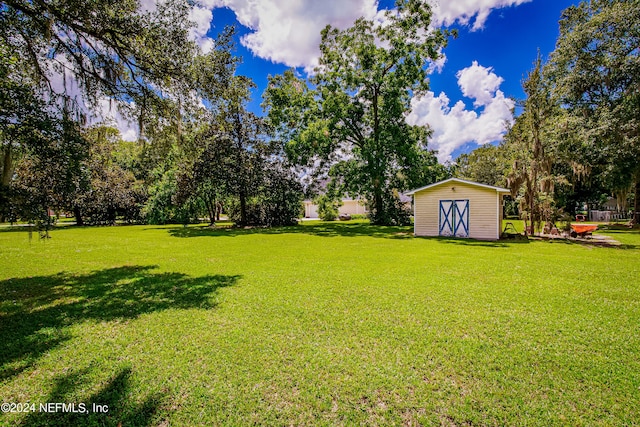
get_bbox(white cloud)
[456,60,504,106]
[429,0,532,31]
[406,62,514,163]
[190,6,215,53]
[207,0,378,69]
[199,0,532,70]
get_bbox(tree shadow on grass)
[0,223,117,234]
[432,236,531,248]
[165,221,415,240]
[18,366,165,427]
[0,266,240,381]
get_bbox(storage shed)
[406,178,510,240]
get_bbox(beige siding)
[304,201,318,218]
[304,199,367,218]
[414,181,500,240]
[340,200,367,215]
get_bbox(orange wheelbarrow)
[570,223,598,238]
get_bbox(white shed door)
[439,200,454,236]
[439,200,469,237]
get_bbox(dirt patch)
[535,233,622,247]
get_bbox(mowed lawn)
[1,222,639,426]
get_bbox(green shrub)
[350,214,368,220]
[315,194,342,221]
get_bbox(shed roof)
[405,178,510,196]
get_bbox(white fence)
[589,210,629,222]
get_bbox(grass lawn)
[1,221,639,426]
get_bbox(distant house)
[303,198,367,218]
[589,197,629,222]
[603,197,619,211]
[406,178,510,240]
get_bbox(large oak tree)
[264,0,450,225]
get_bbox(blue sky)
[189,0,578,162]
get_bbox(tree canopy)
[548,0,640,222]
[1,0,195,106]
[454,144,508,188]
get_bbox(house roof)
[405,178,510,196]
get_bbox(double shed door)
[439,199,469,237]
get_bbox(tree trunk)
[371,177,384,225]
[176,99,183,146]
[2,145,13,187]
[0,146,11,222]
[208,205,215,225]
[73,206,84,226]
[528,166,537,235]
[239,191,247,226]
[370,85,386,225]
[634,178,640,226]
[138,98,146,142]
[529,195,535,236]
[208,201,215,225]
[203,194,214,225]
[107,206,116,225]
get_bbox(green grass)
[1,221,639,426]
